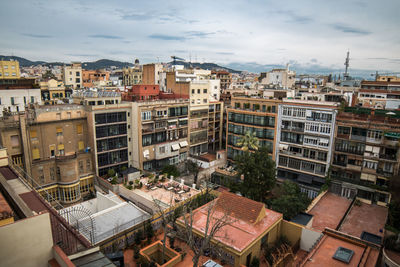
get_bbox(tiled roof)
[216,192,264,223]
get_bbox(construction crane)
[171,56,184,66]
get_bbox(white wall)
[0,213,53,267]
[0,88,41,116]
[300,227,323,252]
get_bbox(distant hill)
[171,60,241,73]
[0,56,134,70]
[0,55,239,73]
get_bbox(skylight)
[333,247,354,263]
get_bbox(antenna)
[344,50,350,80]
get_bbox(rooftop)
[301,230,379,267]
[338,202,387,240]
[0,191,13,221]
[134,177,200,208]
[180,192,282,252]
[59,191,150,244]
[308,192,352,232]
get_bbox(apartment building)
[330,107,397,206]
[212,70,232,91]
[62,62,82,89]
[356,89,400,110]
[259,67,296,89]
[73,91,133,177]
[123,66,142,86]
[39,79,71,103]
[0,60,20,79]
[189,81,223,155]
[131,99,190,171]
[0,78,41,116]
[82,69,110,88]
[142,63,163,85]
[226,96,280,161]
[275,100,338,198]
[0,105,94,205]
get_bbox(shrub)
[129,181,134,186]
[107,169,116,177]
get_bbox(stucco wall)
[0,212,53,267]
[300,227,322,252]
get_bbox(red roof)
[181,193,282,252]
[216,192,263,223]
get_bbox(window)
[58,144,65,155]
[50,145,55,157]
[24,96,26,105]
[76,71,80,76]
[50,167,55,181]
[203,99,207,103]
[10,135,19,148]
[10,97,15,105]
[32,148,40,160]
[30,130,37,140]
[86,159,91,171]
[78,141,84,151]
[203,89,207,93]
[77,124,83,134]
[30,96,35,103]
[197,89,200,94]
[0,97,1,105]
[159,146,166,154]
[56,127,63,136]
[141,111,151,121]
[79,161,84,173]
[38,167,44,184]
[192,89,195,94]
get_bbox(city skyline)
[1,0,399,73]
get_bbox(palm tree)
[237,131,259,151]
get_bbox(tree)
[179,197,235,267]
[235,147,276,202]
[237,131,259,151]
[186,160,201,186]
[270,181,311,220]
[161,165,180,178]
[42,70,56,80]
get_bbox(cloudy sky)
[0,0,399,73]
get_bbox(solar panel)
[333,247,354,263]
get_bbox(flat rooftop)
[135,177,200,207]
[338,202,388,239]
[308,193,352,232]
[60,191,150,244]
[302,231,379,267]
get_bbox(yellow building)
[123,66,142,86]
[0,60,20,79]
[39,79,71,103]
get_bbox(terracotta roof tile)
[216,192,263,223]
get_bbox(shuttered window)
[32,148,40,160]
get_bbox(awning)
[171,144,180,151]
[365,145,373,152]
[168,119,178,123]
[297,174,313,184]
[179,118,188,121]
[372,146,380,153]
[279,144,289,150]
[179,141,188,147]
[143,149,149,158]
[385,132,400,139]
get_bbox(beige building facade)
[62,62,82,89]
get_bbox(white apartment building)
[63,63,82,89]
[0,88,41,116]
[261,67,296,89]
[275,100,338,198]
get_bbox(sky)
[0,0,399,74]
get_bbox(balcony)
[281,125,304,132]
[55,152,77,161]
[383,139,399,148]
[379,153,397,161]
[350,135,366,142]
[377,168,394,178]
